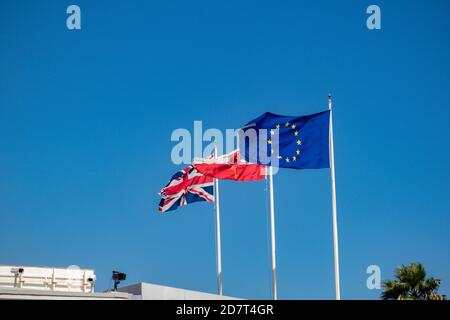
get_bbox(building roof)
[0,287,130,300]
[118,282,239,300]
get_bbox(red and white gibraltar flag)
[193,150,266,181]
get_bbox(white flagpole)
[268,165,278,300]
[328,94,341,300]
[213,145,223,295]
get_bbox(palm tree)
[382,262,446,300]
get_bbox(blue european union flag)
[240,110,330,169]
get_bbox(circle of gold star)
[270,123,301,163]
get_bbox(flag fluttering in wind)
[158,165,214,213]
[157,95,342,300]
[193,150,266,181]
[239,108,337,300]
[241,110,330,169]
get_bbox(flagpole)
[328,94,341,300]
[268,165,278,300]
[214,145,223,295]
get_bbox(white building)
[0,265,236,300]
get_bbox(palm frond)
[382,262,444,300]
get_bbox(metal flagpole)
[214,145,223,295]
[268,165,278,300]
[328,94,341,300]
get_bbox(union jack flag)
[158,165,214,213]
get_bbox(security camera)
[112,271,126,291]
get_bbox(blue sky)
[0,0,449,299]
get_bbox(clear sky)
[0,1,449,299]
